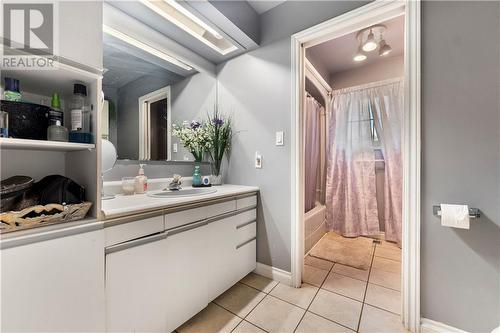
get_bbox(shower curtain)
[370,80,403,245]
[326,88,379,236]
[326,78,403,244]
[304,95,322,213]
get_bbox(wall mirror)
[101,25,217,162]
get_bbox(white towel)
[440,204,470,229]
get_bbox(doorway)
[290,1,421,332]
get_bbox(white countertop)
[101,184,259,219]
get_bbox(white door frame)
[290,1,421,332]
[138,86,172,161]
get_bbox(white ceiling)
[306,15,404,76]
[247,0,286,14]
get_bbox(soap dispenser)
[134,164,148,194]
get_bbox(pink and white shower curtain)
[326,78,403,245]
[304,95,323,213]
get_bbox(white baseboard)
[421,318,469,333]
[253,262,292,285]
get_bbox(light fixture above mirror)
[139,0,238,55]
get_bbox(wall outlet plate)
[255,151,262,168]
[276,131,284,146]
[173,143,178,153]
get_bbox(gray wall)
[421,2,500,332]
[170,73,217,161]
[218,1,368,272]
[116,74,181,159]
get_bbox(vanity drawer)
[236,222,256,246]
[105,214,164,247]
[165,200,236,230]
[236,195,257,210]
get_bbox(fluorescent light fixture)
[164,0,222,39]
[139,0,238,55]
[103,25,192,71]
[362,29,377,52]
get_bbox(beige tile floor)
[177,240,406,333]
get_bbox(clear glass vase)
[210,162,223,186]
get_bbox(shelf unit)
[0,138,95,152]
[1,57,103,220]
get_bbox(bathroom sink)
[148,188,217,198]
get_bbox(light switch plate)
[173,143,178,153]
[276,131,284,146]
[255,151,262,169]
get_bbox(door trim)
[290,1,421,332]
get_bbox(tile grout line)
[291,259,336,333]
[227,276,281,333]
[355,243,377,332]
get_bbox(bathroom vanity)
[1,185,258,332]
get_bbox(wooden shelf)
[0,138,95,152]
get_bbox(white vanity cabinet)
[105,231,171,333]
[1,229,105,333]
[105,194,258,333]
[164,220,210,332]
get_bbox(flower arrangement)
[172,120,211,162]
[206,107,232,183]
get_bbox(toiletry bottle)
[70,84,87,132]
[3,78,21,102]
[47,120,69,142]
[134,164,148,194]
[192,165,202,187]
[0,111,8,138]
[49,93,64,126]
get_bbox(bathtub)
[304,204,327,254]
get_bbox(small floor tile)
[375,246,401,262]
[214,283,266,317]
[322,272,367,301]
[269,282,318,309]
[302,264,329,287]
[369,268,401,291]
[332,263,370,281]
[246,296,305,333]
[372,256,401,274]
[240,273,279,293]
[365,283,401,315]
[309,289,362,330]
[295,311,354,333]
[359,304,407,333]
[177,303,241,333]
[305,255,334,271]
[232,320,266,333]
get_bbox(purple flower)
[190,120,201,129]
[212,118,224,126]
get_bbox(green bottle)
[192,165,202,186]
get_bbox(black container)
[0,100,50,140]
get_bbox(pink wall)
[330,55,403,90]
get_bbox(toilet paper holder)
[433,205,481,219]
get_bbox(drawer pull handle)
[236,237,256,249]
[166,220,208,237]
[105,232,167,254]
[236,220,256,229]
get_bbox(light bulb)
[353,45,367,62]
[379,39,392,56]
[362,30,377,52]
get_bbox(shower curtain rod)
[332,77,403,95]
[305,58,332,96]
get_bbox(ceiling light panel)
[140,0,238,55]
[103,25,193,71]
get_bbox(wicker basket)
[0,202,92,233]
